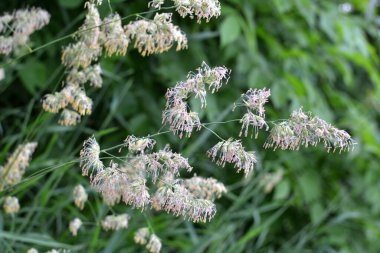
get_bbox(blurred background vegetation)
[0,0,380,252]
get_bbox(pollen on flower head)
[69,218,82,236]
[207,138,256,177]
[3,196,20,214]
[73,184,88,210]
[101,213,130,231]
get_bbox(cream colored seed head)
[101,214,130,231]
[69,218,82,236]
[3,196,20,214]
[134,227,150,245]
[73,184,88,210]
[146,234,162,253]
[58,109,81,126]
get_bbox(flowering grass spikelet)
[58,109,81,126]
[145,145,192,182]
[163,63,230,137]
[77,1,101,48]
[80,136,104,178]
[240,111,269,138]
[0,142,37,190]
[91,161,151,208]
[181,176,227,201]
[67,65,102,88]
[264,108,354,152]
[61,42,102,69]
[147,234,162,253]
[260,169,284,193]
[208,138,256,176]
[3,196,20,214]
[0,7,50,55]
[102,13,129,56]
[69,218,82,236]
[27,248,38,253]
[73,184,88,210]
[152,0,222,23]
[124,135,156,154]
[101,213,130,231]
[236,88,271,138]
[134,227,150,245]
[125,13,187,56]
[152,184,216,222]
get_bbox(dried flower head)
[80,136,104,178]
[27,248,38,253]
[208,138,256,177]
[134,227,150,245]
[0,142,37,190]
[125,13,187,56]
[181,176,227,201]
[124,135,156,154]
[101,214,130,231]
[73,184,88,210]
[152,184,216,222]
[264,108,355,152]
[69,218,82,236]
[3,196,20,214]
[102,13,129,56]
[147,234,162,253]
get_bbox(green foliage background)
[0,0,380,252]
